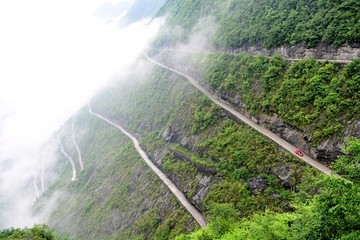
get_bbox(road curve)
[72,118,84,172]
[88,105,207,228]
[144,53,335,177]
[58,138,77,181]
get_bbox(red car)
[294,149,304,156]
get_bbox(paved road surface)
[89,106,207,228]
[72,118,84,172]
[144,53,335,177]
[151,48,352,64]
[58,138,77,181]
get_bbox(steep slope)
[90,59,323,223]
[156,0,360,49]
[37,107,198,239]
[148,50,360,166]
[32,1,360,239]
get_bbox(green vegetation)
[332,137,360,182]
[90,60,326,236]
[28,0,360,239]
[176,139,360,239]
[37,107,197,239]
[0,224,54,240]
[206,54,360,143]
[156,0,360,49]
[154,51,360,144]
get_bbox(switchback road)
[89,105,207,228]
[72,118,84,172]
[144,53,335,177]
[58,138,77,181]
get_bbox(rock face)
[247,177,267,194]
[192,175,212,211]
[215,90,349,164]
[234,43,360,62]
[271,164,293,187]
[149,132,215,212]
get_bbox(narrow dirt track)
[88,105,207,228]
[144,53,335,177]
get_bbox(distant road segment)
[150,48,352,64]
[58,138,77,181]
[72,118,84,172]
[89,105,207,228]
[144,53,335,177]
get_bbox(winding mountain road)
[58,138,77,181]
[32,171,40,199]
[40,154,45,193]
[88,105,207,228]
[72,118,84,172]
[150,48,352,64]
[144,53,335,177]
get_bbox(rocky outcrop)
[150,134,215,212]
[192,175,212,211]
[233,43,360,62]
[247,176,267,194]
[271,164,293,187]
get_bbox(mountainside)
[156,0,360,49]
[119,0,166,26]
[29,1,360,239]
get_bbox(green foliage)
[290,178,360,240]
[332,137,360,182]
[156,0,360,49]
[202,53,360,144]
[178,177,360,239]
[178,139,360,239]
[192,96,220,133]
[0,224,55,240]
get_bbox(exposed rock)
[234,43,360,62]
[162,127,175,142]
[315,138,344,164]
[351,120,360,138]
[272,193,280,199]
[192,175,212,211]
[180,136,199,151]
[247,176,267,194]
[272,164,292,187]
[196,165,217,176]
[171,150,192,162]
[152,147,170,166]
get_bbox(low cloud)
[0,0,163,228]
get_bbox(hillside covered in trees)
[155,0,360,49]
[25,0,360,239]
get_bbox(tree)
[332,137,360,182]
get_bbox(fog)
[0,0,162,228]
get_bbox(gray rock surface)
[234,43,360,61]
[247,176,267,194]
